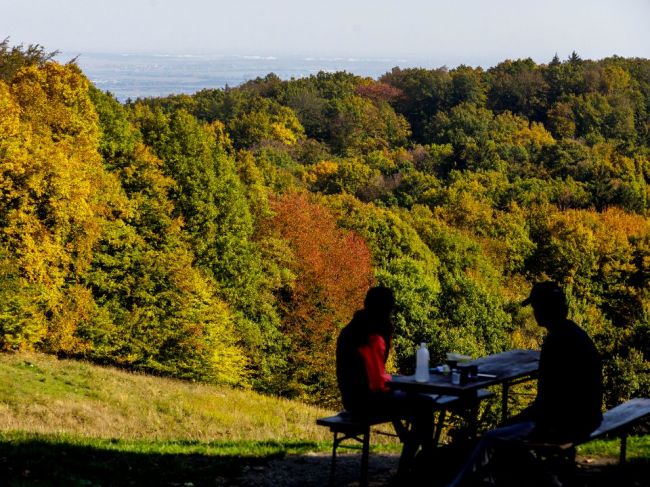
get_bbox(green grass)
[0,352,403,485]
[0,352,648,485]
[578,435,650,460]
[0,351,338,443]
[0,431,295,486]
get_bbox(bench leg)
[468,398,480,440]
[360,426,370,487]
[391,418,409,443]
[329,431,338,487]
[620,433,628,465]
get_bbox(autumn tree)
[265,192,374,404]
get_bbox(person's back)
[522,282,603,441]
[534,317,602,440]
[336,309,373,412]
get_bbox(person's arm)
[358,334,391,393]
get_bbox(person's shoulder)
[563,319,597,349]
[565,319,590,337]
[339,310,367,339]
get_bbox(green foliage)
[0,251,46,350]
[487,58,549,121]
[0,38,58,81]
[376,256,442,370]
[227,97,305,149]
[380,66,452,142]
[2,43,650,408]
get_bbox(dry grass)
[0,351,338,443]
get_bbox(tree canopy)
[1,44,649,407]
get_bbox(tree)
[450,65,487,107]
[0,38,58,81]
[265,192,374,403]
[88,88,249,384]
[327,94,411,155]
[380,67,452,142]
[487,58,549,122]
[228,97,305,149]
[132,104,285,387]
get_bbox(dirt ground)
[237,452,399,487]
[236,452,650,487]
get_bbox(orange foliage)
[355,81,404,103]
[268,192,374,399]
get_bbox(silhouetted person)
[449,281,603,486]
[513,281,603,439]
[336,286,434,475]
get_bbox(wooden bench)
[515,397,650,481]
[317,390,494,487]
[587,397,650,463]
[316,411,404,487]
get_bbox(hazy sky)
[2,0,649,65]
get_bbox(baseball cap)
[521,281,566,307]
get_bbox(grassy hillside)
[0,352,347,485]
[0,352,648,486]
[0,352,335,443]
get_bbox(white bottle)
[415,342,430,382]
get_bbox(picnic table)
[388,349,541,426]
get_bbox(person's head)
[364,286,396,320]
[522,281,568,328]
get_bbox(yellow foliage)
[599,207,649,239]
[168,250,249,386]
[0,62,130,354]
[208,119,233,152]
[270,121,299,145]
[601,66,632,94]
[513,121,555,149]
[302,160,339,185]
[45,285,96,354]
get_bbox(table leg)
[468,396,479,439]
[501,382,510,423]
[620,433,628,465]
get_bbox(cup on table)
[457,364,472,384]
[446,352,472,372]
[446,352,459,370]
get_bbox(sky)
[2,0,649,66]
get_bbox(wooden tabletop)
[388,349,540,396]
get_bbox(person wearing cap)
[514,280,602,440]
[448,281,603,486]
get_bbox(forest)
[0,40,648,408]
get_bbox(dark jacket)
[526,319,603,441]
[336,309,390,412]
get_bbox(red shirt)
[358,334,391,393]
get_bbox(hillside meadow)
[0,351,400,485]
[0,352,333,442]
[0,352,648,486]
